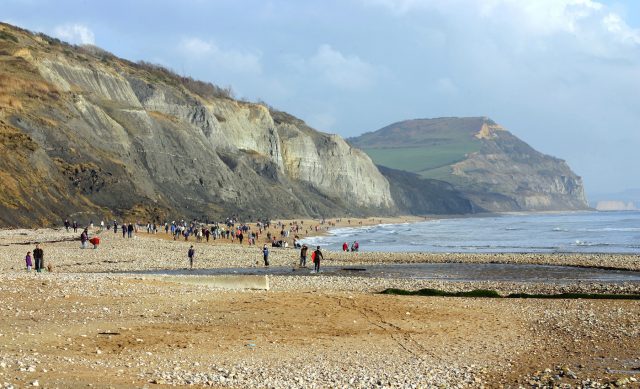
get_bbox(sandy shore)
[0,228,639,387]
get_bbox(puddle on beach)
[123,263,640,283]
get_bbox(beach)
[0,226,639,387]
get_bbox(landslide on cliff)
[0,23,393,226]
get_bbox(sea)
[301,211,640,254]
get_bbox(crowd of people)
[24,217,360,273]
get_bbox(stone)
[615,378,630,387]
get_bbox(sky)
[2,0,639,198]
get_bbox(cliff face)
[0,23,393,226]
[376,166,475,215]
[350,117,589,212]
[452,125,588,211]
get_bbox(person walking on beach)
[262,244,270,267]
[188,245,195,270]
[33,244,44,273]
[80,228,89,249]
[300,244,308,267]
[25,251,32,272]
[313,246,323,273]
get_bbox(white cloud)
[290,44,379,90]
[603,12,640,45]
[52,23,95,45]
[363,0,428,14]
[368,0,603,34]
[488,0,603,35]
[307,112,337,132]
[364,0,640,52]
[180,37,262,75]
[435,77,458,97]
[183,37,213,56]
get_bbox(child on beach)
[25,251,32,272]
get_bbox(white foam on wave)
[586,227,640,232]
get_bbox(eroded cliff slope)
[0,23,393,226]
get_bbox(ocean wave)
[313,212,640,254]
[572,240,611,247]
[584,227,640,232]
[432,243,560,250]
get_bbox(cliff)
[349,117,589,212]
[0,23,393,226]
[0,23,590,226]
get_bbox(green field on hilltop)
[363,139,480,179]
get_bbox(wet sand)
[0,227,638,387]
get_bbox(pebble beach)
[0,226,639,388]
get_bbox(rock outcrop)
[0,23,392,226]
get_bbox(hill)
[349,117,589,212]
[0,23,396,226]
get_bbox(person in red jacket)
[342,242,348,252]
[313,246,323,273]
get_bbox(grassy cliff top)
[348,117,498,179]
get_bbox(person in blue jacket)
[262,244,269,266]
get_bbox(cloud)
[289,44,379,90]
[475,0,603,35]
[602,12,640,45]
[52,23,95,45]
[180,37,262,75]
[364,0,639,52]
[307,112,337,132]
[435,77,458,97]
[361,0,433,14]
